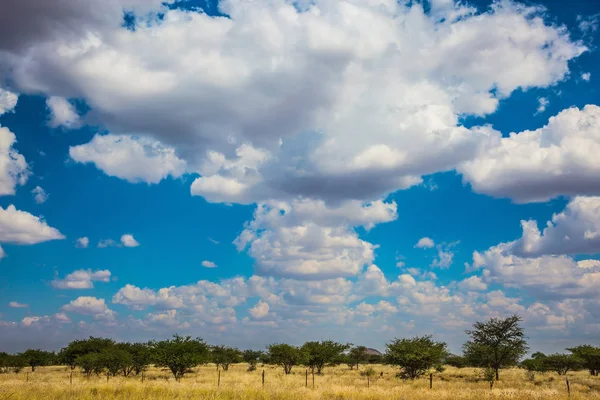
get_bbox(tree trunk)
[495,368,499,381]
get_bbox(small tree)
[21,349,54,372]
[463,315,528,380]
[301,340,350,374]
[98,348,133,377]
[521,352,546,377]
[151,335,210,381]
[347,346,369,370]
[267,344,303,375]
[385,336,447,379]
[567,345,600,376]
[59,337,115,370]
[211,345,242,371]
[242,350,264,371]
[542,353,582,375]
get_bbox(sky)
[0,0,599,355]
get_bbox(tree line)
[1,315,599,382]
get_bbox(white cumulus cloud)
[46,96,80,129]
[52,269,111,289]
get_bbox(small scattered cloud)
[430,242,458,269]
[536,97,549,114]
[121,234,139,247]
[98,239,116,248]
[52,269,111,289]
[249,301,269,319]
[202,260,217,268]
[208,237,220,245]
[415,237,435,249]
[581,72,591,82]
[8,301,28,308]
[396,261,405,268]
[75,237,89,248]
[31,186,49,204]
[46,96,80,129]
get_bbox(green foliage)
[0,353,27,374]
[346,346,369,370]
[463,315,528,380]
[242,350,264,371]
[567,345,600,376]
[385,335,447,380]
[151,335,210,380]
[211,345,242,371]
[266,343,303,375]
[76,353,104,377]
[445,354,468,369]
[59,337,115,370]
[301,340,350,374]
[98,348,133,376]
[21,349,55,372]
[359,366,376,377]
[542,354,582,375]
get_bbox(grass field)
[1,364,599,399]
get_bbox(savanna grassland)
[1,364,599,400]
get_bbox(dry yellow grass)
[1,364,599,399]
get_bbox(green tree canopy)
[151,335,210,381]
[266,343,304,375]
[242,350,264,371]
[98,348,133,377]
[463,315,528,380]
[21,349,55,372]
[59,337,115,370]
[301,340,350,374]
[346,346,369,370]
[211,345,242,371]
[567,345,600,376]
[385,335,447,379]
[542,353,582,375]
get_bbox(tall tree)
[385,335,447,379]
[463,315,528,380]
[266,344,304,375]
[301,341,350,374]
[211,345,242,371]
[151,335,210,381]
[567,345,600,376]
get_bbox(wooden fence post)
[70,371,73,385]
[142,372,144,383]
[367,375,370,388]
[107,373,109,383]
[26,372,29,382]
[218,370,221,387]
[262,370,265,388]
[312,369,315,388]
[305,369,308,387]
[430,373,433,389]
[566,377,571,397]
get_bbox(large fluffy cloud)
[1,0,585,204]
[234,199,397,279]
[69,134,186,184]
[460,105,600,203]
[0,204,64,244]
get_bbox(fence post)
[367,375,370,388]
[218,370,221,387]
[107,373,109,383]
[566,377,571,397]
[70,371,73,385]
[312,369,315,388]
[26,372,29,382]
[430,373,433,389]
[305,369,308,387]
[142,372,144,383]
[262,370,265,388]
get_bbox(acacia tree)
[385,336,447,379]
[301,341,350,374]
[98,348,133,377]
[59,337,115,370]
[76,353,103,377]
[567,345,600,376]
[211,345,242,371]
[463,315,528,381]
[346,346,369,370]
[267,344,304,375]
[151,335,210,381]
[242,350,264,371]
[542,354,582,375]
[21,349,54,372]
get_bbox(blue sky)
[0,0,599,354]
